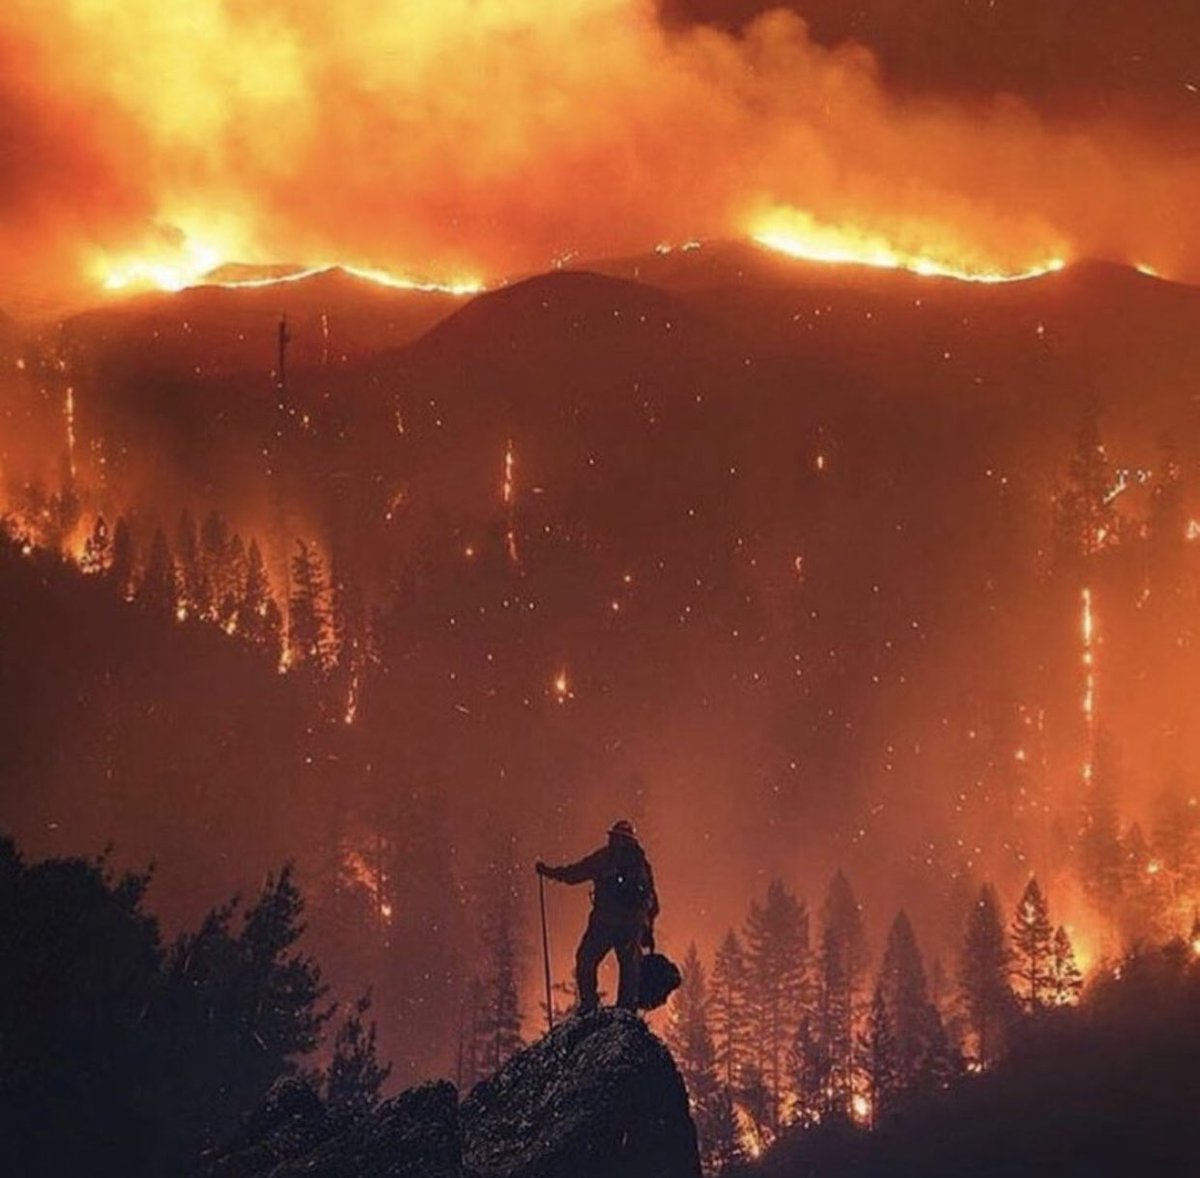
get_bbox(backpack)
[638,952,682,1011]
[601,846,651,913]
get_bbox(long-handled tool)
[539,872,555,1032]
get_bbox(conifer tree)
[743,879,810,1132]
[876,911,953,1103]
[959,883,1016,1067]
[665,944,722,1168]
[788,1013,827,1126]
[1120,822,1170,944]
[288,540,331,670]
[175,511,209,619]
[200,511,231,614]
[813,870,867,1118]
[1048,926,1083,1006]
[324,991,391,1116]
[862,983,898,1125]
[137,528,177,616]
[378,788,467,1084]
[706,1087,747,1172]
[1010,877,1054,1012]
[1079,733,1124,912]
[1153,783,1200,901]
[219,534,248,629]
[458,975,489,1090]
[1052,398,1120,570]
[110,516,135,599]
[710,928,751,1093]
[477,882,524,1075]
[238,540,280,654]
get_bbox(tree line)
[0,837,389,1177]
[663,872,1086,1171]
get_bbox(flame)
[99,236,225,294]
[95,233,484,297]
[1081,587,1096,781]
[503,440,516,508]
[751,208,1067,284]
[64,387,76,481]
[7,1,1200,307]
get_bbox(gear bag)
[638,951,682,1011]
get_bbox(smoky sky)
[0,0,1199,312]
[664,0,1200,112]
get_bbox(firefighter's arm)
[537,848,607,885]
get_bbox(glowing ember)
[553,669,572,703]
[64,388,77,481]
[503,440,516,507]
[751,209,1067,284]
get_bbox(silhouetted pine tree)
[1052,398,1121,571]
[743,879,810,1133]
[706,1087,747,1172]
[160,864,330,1165]
[1079,733,1124,912]
[1153,781,1200,902]
[862,983,898,1125]
[959,883,1016,1067]
[1049,926,1083,1006]
[1010,878,1054,1012]
[813,870,867,1118]
[789,1013,829,1126]
[377,786,467,1084]
[459,975,489,1090]
[876,911,954,1103]
[477,864,524,1075]
[238,539,281,655]
[137,527,177,616]
[1120,821,1170,944]
[324,991,391,1117]
[220,533,248,629]
[666,944,722,1169]
[288,540,331,670]
[710,928,751,1093]
[110,515,135,598]
[175,511,209,618]
[200,511,232,615]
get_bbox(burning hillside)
[1,2,1200,313]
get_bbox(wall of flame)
[0,1,1199,306]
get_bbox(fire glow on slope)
[752,209,1068,284]
[98,236,485,297]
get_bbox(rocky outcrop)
[203,1009,700,1178]
[462,1008,699,1178]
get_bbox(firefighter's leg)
[615,932,643,1011]
[575,915,611,1014]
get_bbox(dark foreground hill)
[206,1009,701,1178]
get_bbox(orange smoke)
[0,1,1199,307]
